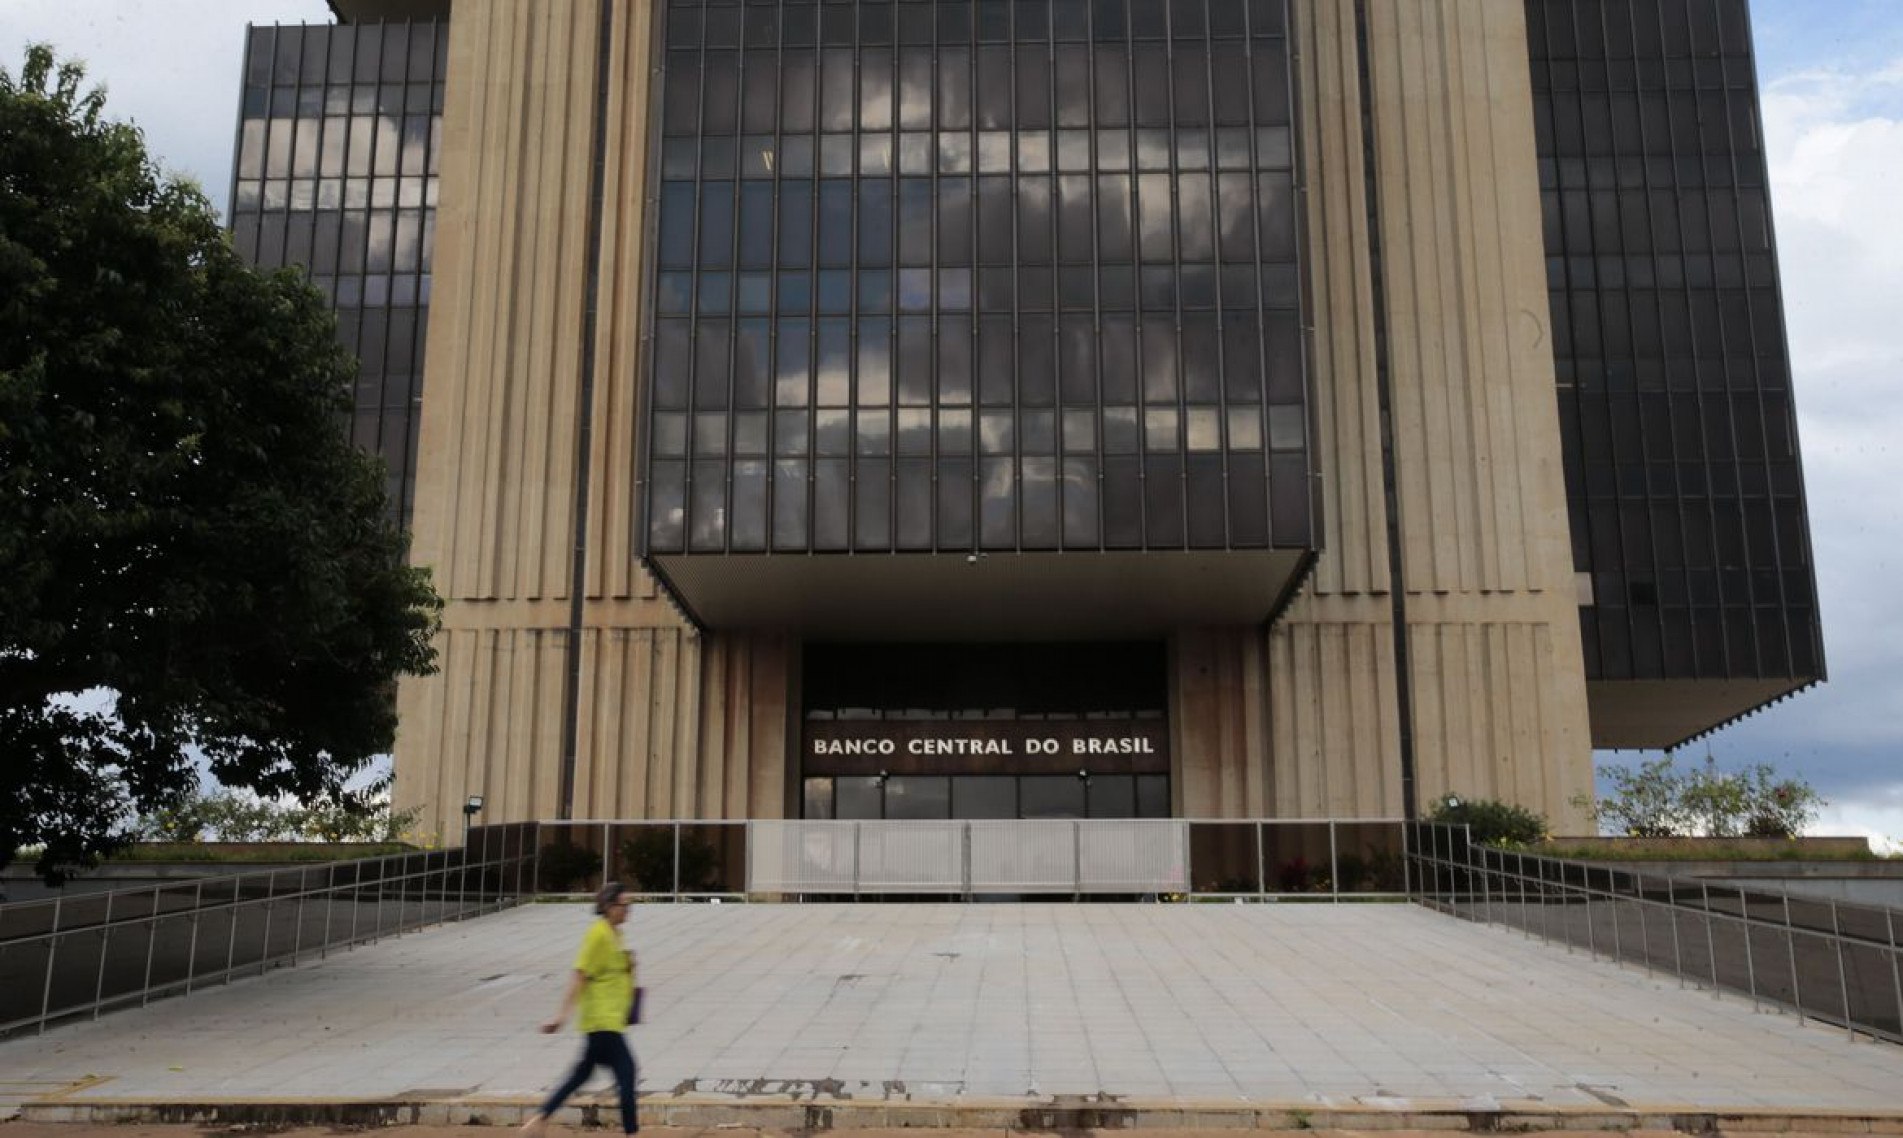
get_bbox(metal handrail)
[1,847,474,945]
[2,817,1411,1038]
[0,823,536,1039]
[1406,821,1903,1044]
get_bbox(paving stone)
[2,903,1902,1127]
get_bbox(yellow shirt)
[573,917,635,1033]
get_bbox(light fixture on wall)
[462,794,484,848]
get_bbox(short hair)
[594,881,628,914]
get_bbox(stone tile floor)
[2,903,1900,1115]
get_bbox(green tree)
[1584,756,1689,837]
[135,784,421,843]
[1581,755,1825,839]
[0,47,441,881]
[1739,765,1822,838]
[1680,757,1750,838]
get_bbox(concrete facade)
[384,0,1597,839]
[192,0,1825,839]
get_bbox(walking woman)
[522,882,639,1137]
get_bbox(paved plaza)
[2,903,1901,1126]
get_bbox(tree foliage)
[135,785,421,844]
[1581,755,1824,839]
[1427,795,1549,847]
[0,47,442,880]
[1590,756,1689,838]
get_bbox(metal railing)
[527,818,1409,900]
[0,822,537,1039]
[0,816,1407,1038]
[532,820,752,899]
[1407,822,1903,1043]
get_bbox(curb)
[16,1095,1903,1133]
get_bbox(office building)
[229,0,1822,841]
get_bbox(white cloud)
[0,1,330,214]
[1704,56,1903,800]
[1813,791,1903,855]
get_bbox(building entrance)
[800,642,1170,821]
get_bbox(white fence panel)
[747,821,857,894]
[968,820,1079,893]
[1079,820,1187,892]
[856,821,964,892]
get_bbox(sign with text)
[803,719,1169,776]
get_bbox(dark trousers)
[540,1030,637,1133]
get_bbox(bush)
[1429,795,1548,847]
[620,827,721,894]
[1582,755,1824,838]
[537,841,602,892]
[1741,766,1822,838]
[1589,756,1688,837]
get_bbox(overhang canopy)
[648,550,1311,639]
[1587,677,1821,750]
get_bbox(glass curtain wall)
[1527,0,1822,683]
[230,22,447,525]
[643,0,1310,556]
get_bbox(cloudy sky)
[3,2,1899,844]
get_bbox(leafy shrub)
[1587,756,1688,837]
[1429,795,1548,847]
[537,841,603,892]
[1275,856,1324,893]
[1332,848,1407,892]
[620,827,721,893]
[1741,767,1822,838]
[1581,755,1824,838]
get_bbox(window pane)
[698,182,735,265]
[738,183,773,267]
[953,776,1017,819]
[980,456,1016,547]
[836,775,883,819]
[658,183,695,267]
[939,321,973,404]
[898,49,933,128]
[802,777,835,819]
[885,776,949,819]
[775,321,811,406]
[817,181,852,265]
[1098,175,1132,260]
[773,458,808,547]
[857,319,892,405]
[1021,775,1085,819]
[858,178,893,263]
[778,179,813,266]
[816,319,851,404]
[1086,774,1135,818]
[860,48,893,130]
[1138,174,1173,260]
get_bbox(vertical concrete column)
[1270,0,1592,828]
[395,2,796,836]
[1170,629,1272,818]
